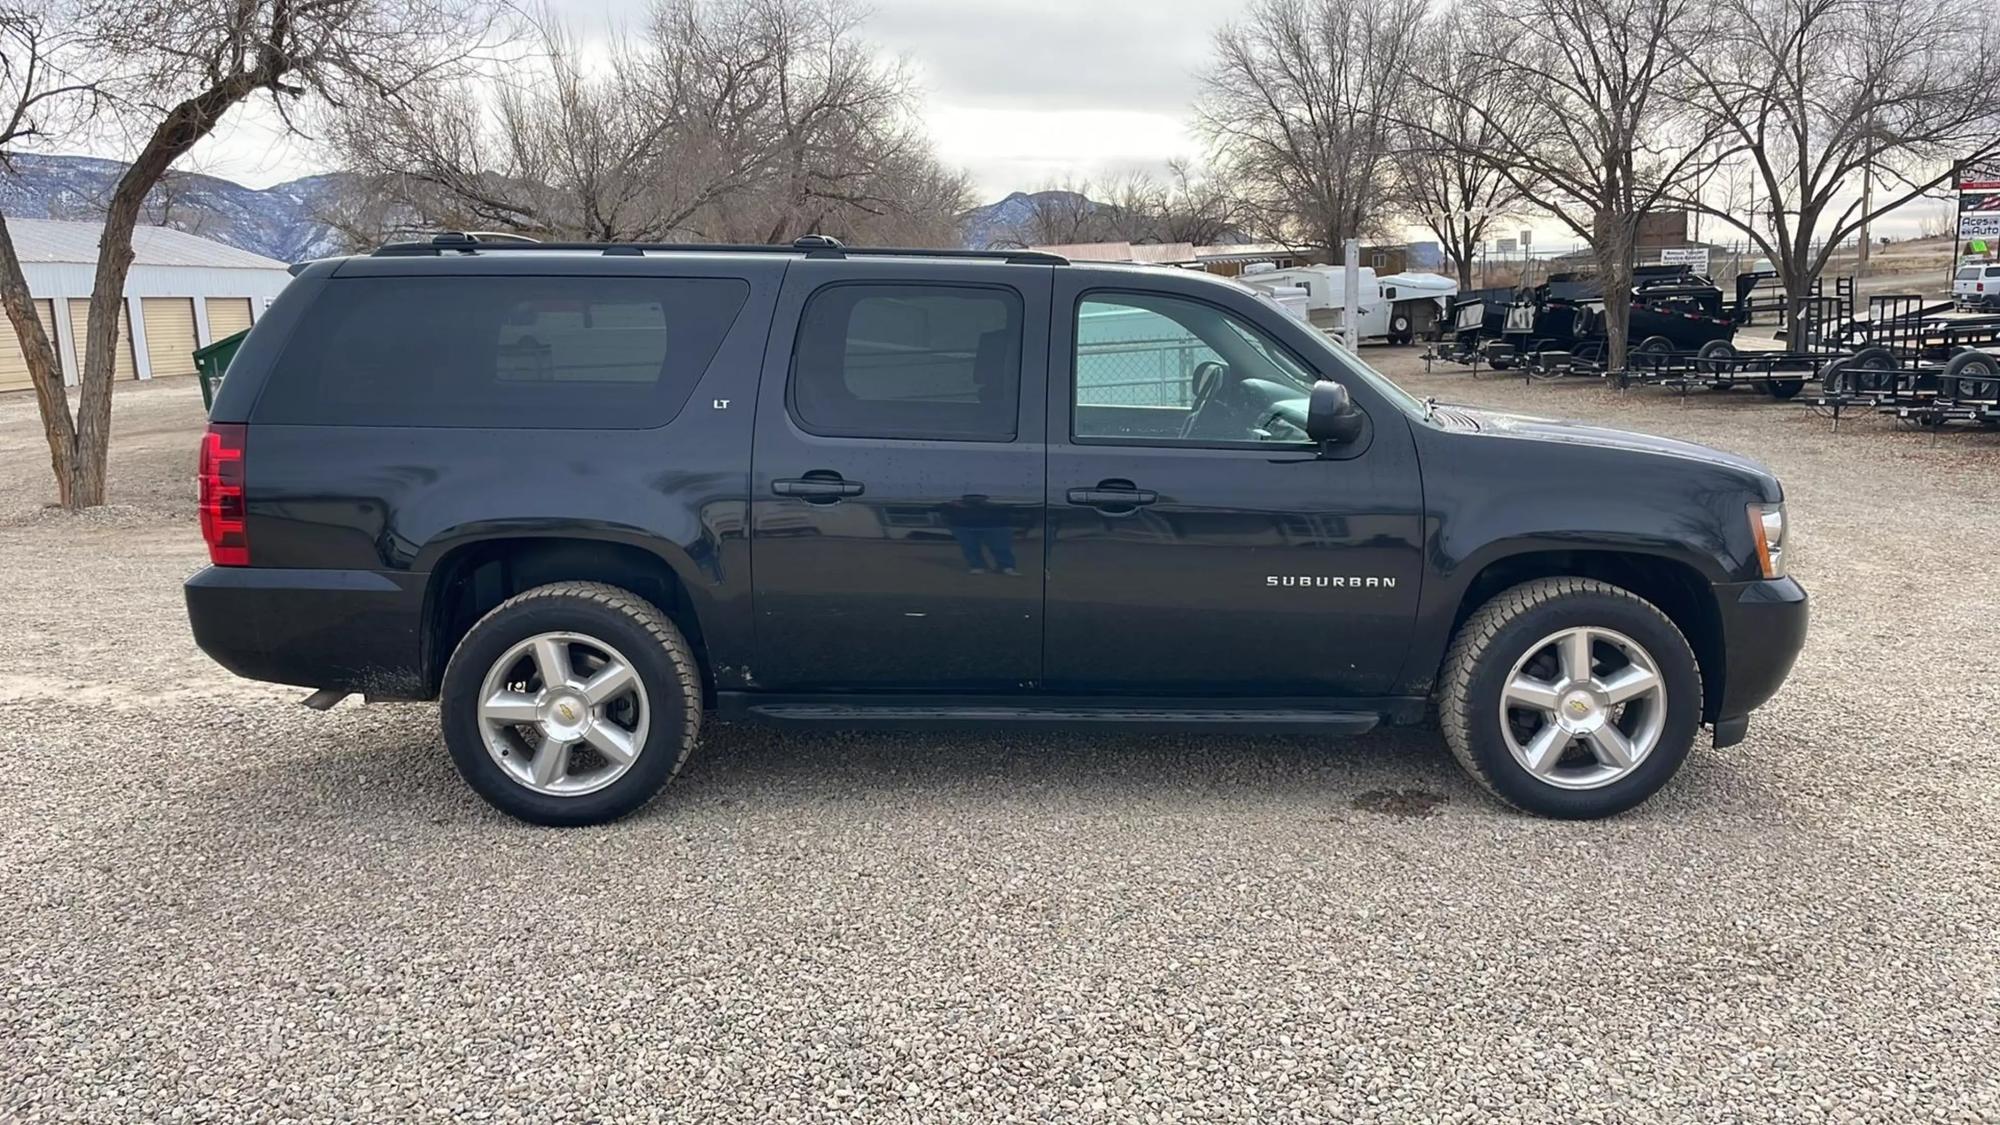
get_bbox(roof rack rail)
[370,232,1068,265]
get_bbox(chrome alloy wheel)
[1498,626,1667,790]
[476,631,650,797]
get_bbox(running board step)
[736,702,1380,735]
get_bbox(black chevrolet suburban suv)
[187,234,1807,826]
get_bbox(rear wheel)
[440,581,701,826]
[1945,350,1999,376]
[1847,346,1899,394]
[1437,578,1702,819]
[1763,377,1805,400]
[1696,339,1737,374]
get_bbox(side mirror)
[1306,380,1366,445]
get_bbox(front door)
[749,262,1051,691]
[1043,278,1425,697]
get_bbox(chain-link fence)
[1075,335,1215,407]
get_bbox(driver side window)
[1073,292,1314,445]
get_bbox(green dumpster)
[194,329,250,411]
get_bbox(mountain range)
[0,154,358,261]
[0,153,1082,259]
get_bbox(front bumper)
[1709,576,1809,746]
[185,565,430,698]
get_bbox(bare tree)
[1195,0,1428,255]
[1095,171,1166,243]
[0,5,104,509]
[0,0,497,510]
[1151,160,1245,246]
[1392,8,1525,289]
[1663,0,2000,339]
[1435,0,1722,367]
[339,0,968,247]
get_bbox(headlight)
[1748,502,1787,578]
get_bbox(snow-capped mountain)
[0,154,357,261]
[0,155,1109,257]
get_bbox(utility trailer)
[1611,289,1856,399]
[1432,266,1763,378]
[1810,299,2000,425]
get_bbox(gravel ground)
[2,370,1997,1123]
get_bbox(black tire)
[1943,349,1999,380]
[1437,578,1702,819]
[1763,377,1805,400]
[1818,356,1848,395]
[1846,346,1898,394]
[440,581,702,826]
[1390,312,1413,343]
[1637,335,1674,354]
[1696,339,1737,374]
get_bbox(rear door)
[748,260,1052,692]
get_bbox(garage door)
[67,298,136,380]
[205,297,254,340]
[141,297,198,379]
[0,299,57,393]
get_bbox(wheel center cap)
[541,691,590,738]
[1558,689,1605,732]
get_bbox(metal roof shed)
[0,218,294,390]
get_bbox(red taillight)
[199,423,248,566]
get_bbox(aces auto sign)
[1960,163,2000,240]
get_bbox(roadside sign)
[1960,190,2000,239]
[1660,246,1710,271]
[1957,158,2000,239]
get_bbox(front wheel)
[1437,578,1702,818]
[440,581,702,826]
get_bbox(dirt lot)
[3,365,1997,1122]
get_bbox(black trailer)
[1811,299,2000,425]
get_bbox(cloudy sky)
[188,0,1224,201]
[177,0,1947,246]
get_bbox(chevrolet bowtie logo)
[557,703,577,722]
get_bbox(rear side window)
[254,276,749,428]
[1987,267,2000,278]
[789,283,1022,441]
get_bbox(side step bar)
[722,696,1386,735]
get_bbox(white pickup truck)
[1236,263,1458,345]
[1953,261,2000,311]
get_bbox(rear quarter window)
[252,275,749,428]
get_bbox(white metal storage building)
[0,218,293,393]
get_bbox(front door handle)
[773,473,865,503]
[1067,481,1157,511]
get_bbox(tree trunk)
[37,71,268,508]
[0,216,84,506]
[1457,219,1475,290]
[1594,210,1635,370]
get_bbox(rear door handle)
[1067,484,1157,509]
[773,475,865,503]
